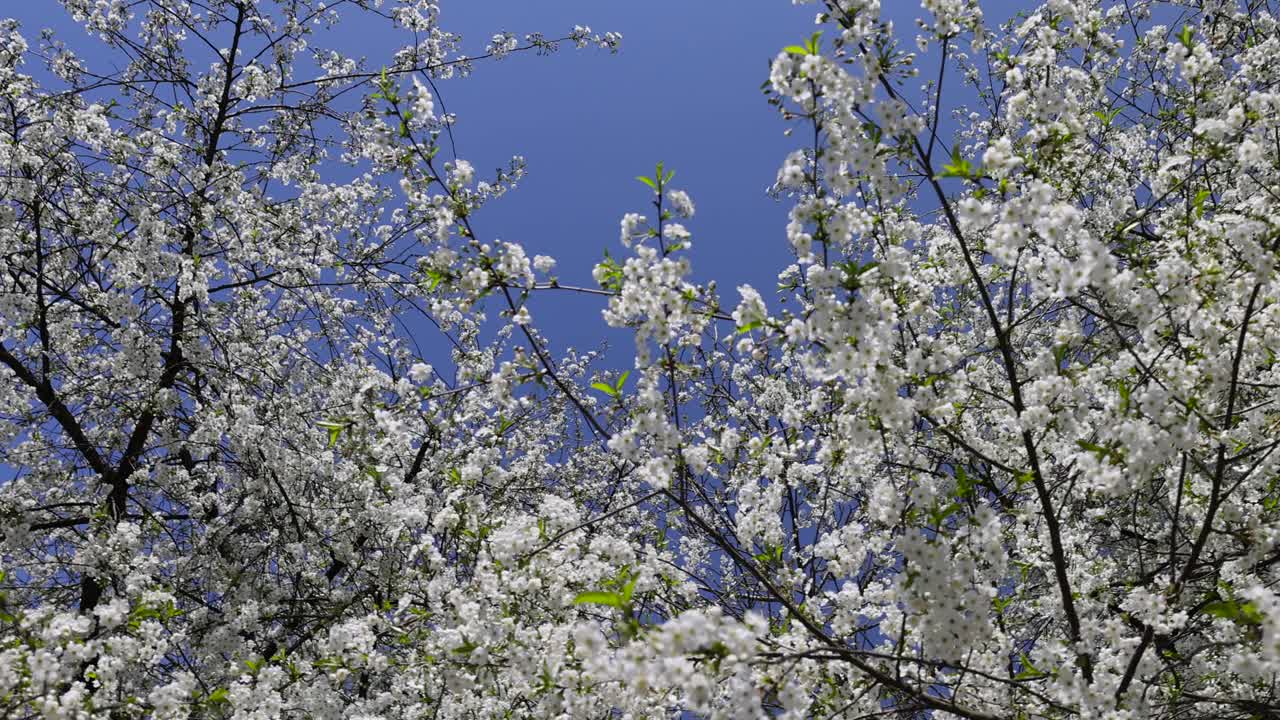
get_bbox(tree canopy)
[3,0,1280,718]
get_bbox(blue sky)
[419,1,819,355]
[411,1,1027,356]
[9,0,1029,363]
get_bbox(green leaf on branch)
[1203,599,1264,626]
[954,466,975,500]
[316,420,349,448]
[1014,652,1047,680]
[573,591,625,608]
[1193,189,1212,218]
[939,146,979,180]
[754,544,784,566]
[1076,438,1123,464]
[839,260,878,292]
[928,502,961,528]
[620,572,640,604]
[1115,378,1132,413]
[785,31,823,56]
[1093,107,1121,126]
[596,250,624,292]
[1076,439,1108,455]
[423,268,449,292]
[591,382,618,398]
[1178,25,1194,49]
[806,31,822,55]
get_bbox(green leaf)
[636,175,658,191]
[839,260,879,292]
[954,466,975,500]
[1076,438,1122,464]
[614,370,631,393]
[573,591,624,608]
[928,502,961,528]
[316,420,348,448]
[1093,107,1121,126]
[806,31,823,55]
[591,382,619,398]
[939,145,977,180]
[1204,599,1264,626]
[206,687,231,706]
[1178,24,1194,49]
[783,45,808,55]
[1052,343,1070,369]
[1014,652,1046,680]
[1115,379,1131,413]
[1193,189,1212,218]
[861,121,883,145]
[736,320,763,334]
[1076,439,1108,455]
[424,268,448,292]
[1202,601,1235,619]
[621,574,640,604]
[754,544,784,566]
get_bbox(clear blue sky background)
[9,0,1028,365]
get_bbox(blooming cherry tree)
[2,0,1280,718]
